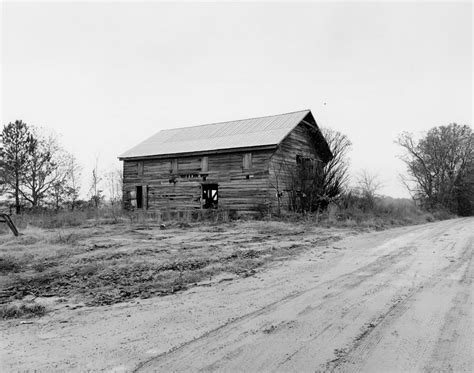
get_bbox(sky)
[1,1,472,198]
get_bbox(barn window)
[170,158,178,174]
[180,173,199,179]
[297,156,315,180]
[243,153,252,170]
[201,156,208,172]
[296,155,314,171]
[202,184,218,209]
[303,157,314,173]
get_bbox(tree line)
[0,120,122,214]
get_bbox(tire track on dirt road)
[331,225,473,372]
[284,219,472,372]
[134,225,427,371]
[136,219,472,372]
[424,245,473,373]
[134,244,416,372]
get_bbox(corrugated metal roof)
[119,110,311,159]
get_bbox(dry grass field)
[0,219,347,316]
[0,200,442,319]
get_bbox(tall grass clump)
[0,256,22,273]
[275,192,446,228]
[10,207,129,229]
[330,193,440,227]
[0,302,46,319]
[6,205,236,232]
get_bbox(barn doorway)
[202,184,218,209]
[136,186,143,209]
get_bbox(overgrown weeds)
[0,220,334,308]
[0,256,22,274]
[0,301,46,319]
[9,206,235,230]
[6,195,453,234]
[275,194,445,229]
[48,231,83,245]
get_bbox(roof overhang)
[118,144,278,161]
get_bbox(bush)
[431,209,455,221]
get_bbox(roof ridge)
[160,109,310,132]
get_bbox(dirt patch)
[0,221,344,308]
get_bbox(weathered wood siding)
[123,149,274,213]
[268,122,323,212]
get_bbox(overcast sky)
[1,1,472,198]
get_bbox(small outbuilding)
[119,109,332,215]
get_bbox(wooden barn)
[119,109,332,215]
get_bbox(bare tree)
[49,154,71,211]
[269,161,286,215]
[105,167,123,206]
[355,170,383,210]
[89,158,103,208]
[65,155,82,211]
[397,123,473,214]
[49,153,82,210]
[356,170,382,199]
[319,127,352,204]
[270,159,309,213]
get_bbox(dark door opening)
[146,186,150,209]
[136,186,143,209]
[202,184,218,209]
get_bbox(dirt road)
[1,218,472,372]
